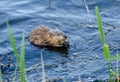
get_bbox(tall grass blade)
[20,33,26,82]
[7,21,19,63]
[107,62,112,82]
[103,44,112,82]
[7,21,20,82]
[41,52,46,82]
[62,78,66,82]
[95,6,112,82]
[95,6,105,44]
[103,44,110,61]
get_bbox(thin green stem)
[107,61,112,82]
[20,33,26,82]
[62,78,66,82]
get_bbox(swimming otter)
[28,26,69,47]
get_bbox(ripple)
[0,0,120,81]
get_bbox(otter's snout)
[62,40,69,47]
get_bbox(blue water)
[0,0,120,82]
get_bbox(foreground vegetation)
[96,6,120,82]
[0,6,120,82]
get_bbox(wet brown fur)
[28,26,69,47]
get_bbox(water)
[0,0,120,82]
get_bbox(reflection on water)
[0,0,120,81]
[38,46,69,55]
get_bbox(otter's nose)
[62,41,69,47]
[64,35,67,39]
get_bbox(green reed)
[7,21,19,63]
[7,21,18,82]
[7,22,47,82]
[95,6,120,81]
[7,22,26,82]
[20,33,26,82]
[95,6,112,82]
[62,78,66,82]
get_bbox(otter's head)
[49,31,69,47]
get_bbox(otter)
[28,26,69,47]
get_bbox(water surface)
[0,0,120,82]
